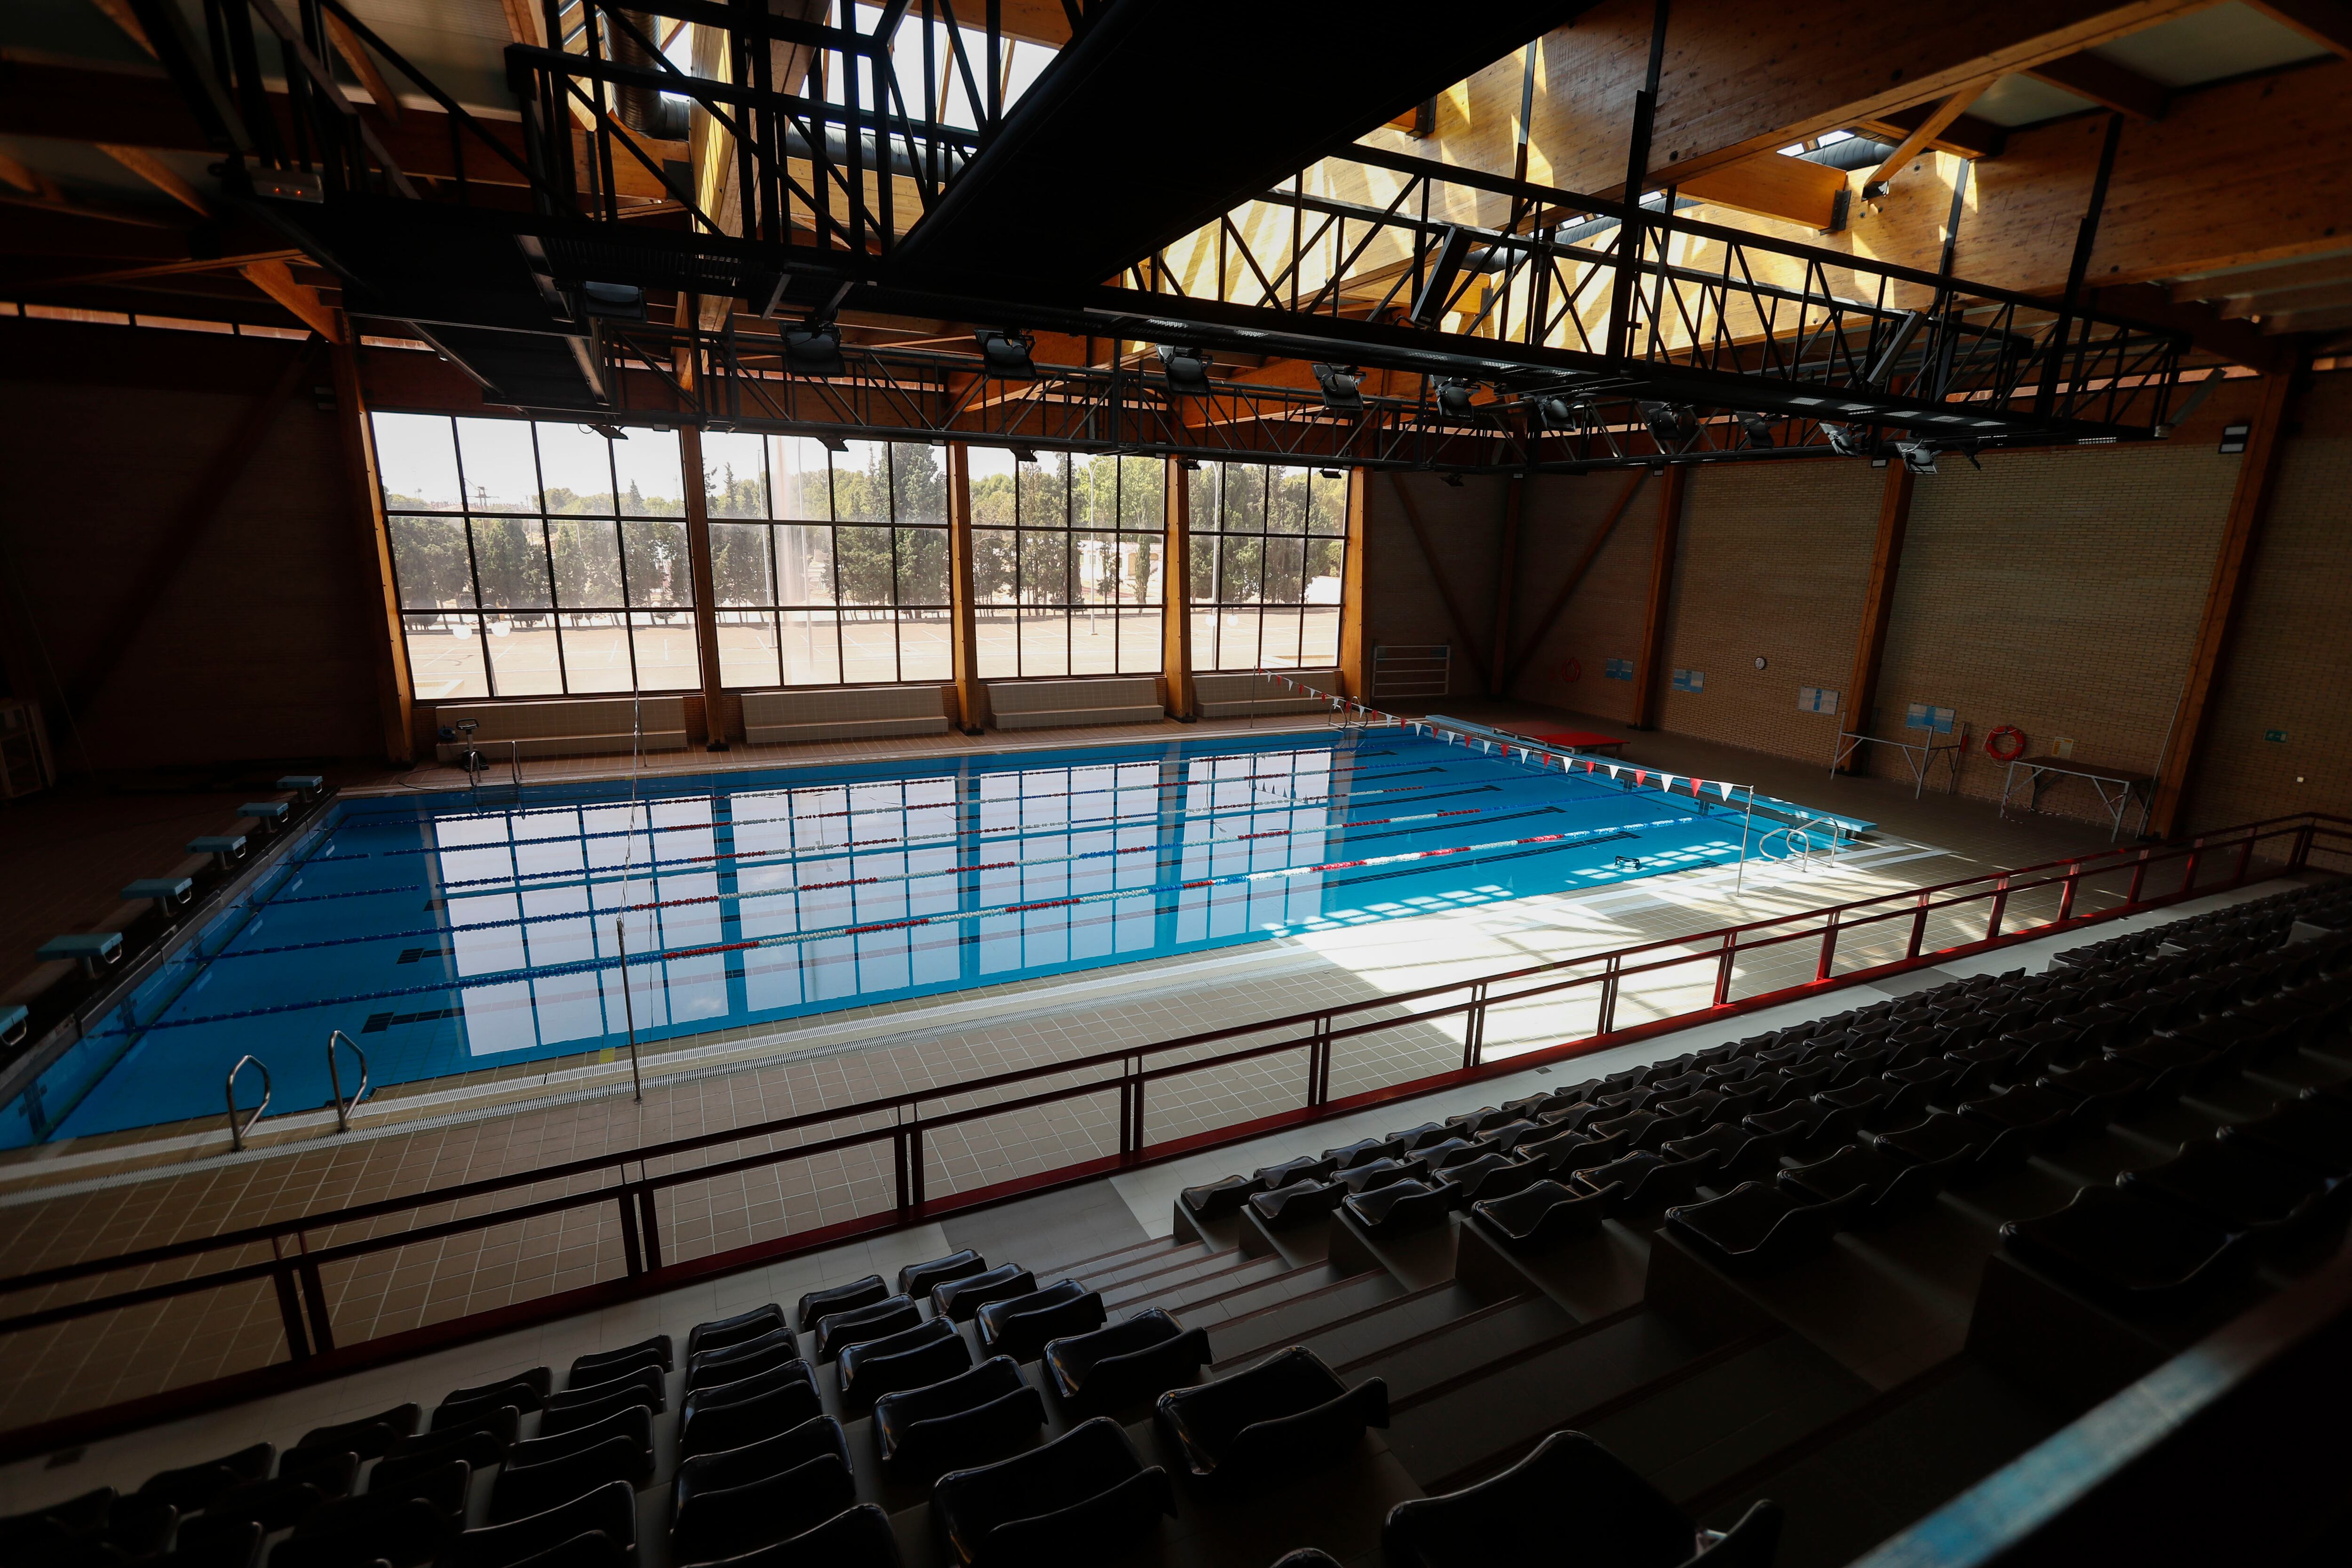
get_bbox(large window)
[971,450,1165,679]
[702,434,952,687]
[375,414,698,699]
[1188,464,1348,671]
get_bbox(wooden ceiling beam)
[2261,302,2352,333]
[2021,50,2169,119]
[2217,279,2352,317]
[2172,253,2352,301]
[1864,82,1991,197]
[238,257,343,341]
[1850,104,2008,160]
[1675,151,1849,229]
[324,11,403,125]
[2244,0,2352,58]
[2087,282,2295,372]
[94,144,210,215]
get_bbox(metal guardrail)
[0,812,2344,1385]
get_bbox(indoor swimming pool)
[7,727,1836,1146]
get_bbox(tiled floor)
[0,871,2301,1511]
[0,702,2296,1431]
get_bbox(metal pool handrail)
[326,1030,368,1134]
[1,811,2344,1393]
[224,1055,270,1153]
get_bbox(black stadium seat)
[978,1282,1105,1361]
[2121,1134,2341,1234]
[677,1504,901,1568]
[795,1277,890,1335]
[1438,1153,1547,1205]
[506,1406,653,1474]
[930,1417,1174,1568]
[1154,1346,1388,1485]
[568,1336,672,1388]
[686,1327,801,1391]
[445,1481,636,1568]
[1779,1144,1943,1227]
[670,1452,857,1567]
[836,1316,972,1405]
[275,1484,459,1568]
[1248,1178,1345,1227]
[1179,1174,1258,1221]
[872,1356,1044,1474]
[680,1376,825,1461]
[1334,1156,1425,1194]
[297,1406,421,1460]
[137,1443,275,1512]
[1473,1179,1617,1250]
[2001,1184,2253,1309]
[672,1414,849,1517]
[690,1306,785,1361]
[1343,1178,1451,1234]
[932,1265,1036,1322]
[1384,1430,1699,1568]
[538,1377,662,1439]
[897,1250,987,1299]
[1043,1310,1211,1417]
[489,1434,651,1523]
[373,1417,516,1490]
[546,1365,666,1418]
[172,1517,264,1568]
[1666,1182,1853,1272]
[437,1370,552,1423]
[812,1294,922,1362]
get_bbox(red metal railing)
[1,811,2344,1439]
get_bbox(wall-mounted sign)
[2265,729,2288,743]
[1798,686,1839,715]
[1604,657,1634,681]
[2220,422,2250,455]
[1904,701,1957,734]
[1671,668,1706,693]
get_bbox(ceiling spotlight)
[1436,378,1479,420]
[1178,457,1203,470]
[1312,364,1365,414]
[816,432,850,454]
[1009,445,1039,464]
[1640,401,1695,445]
[577,280,645,321]
[1894,440,1938,475]
[976,328,1037,380]
[1441,472,1465,488]
[784,321,846,377]
[1738,412,1776,449]
[1318,468,1343,479]
[1156,344,1213,397]
[1824,421,1866,458]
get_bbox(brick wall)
[1361,471,1506,704]
[0,320,384,771]
[1647,461,1885,764]
[1865,440,2239,819]
[2183,372,2352,831]
[1504,470,1663,725]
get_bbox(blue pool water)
[8,729,1804,1146]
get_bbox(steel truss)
[140,0,2190,472]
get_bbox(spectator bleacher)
[5,880,2348,1568]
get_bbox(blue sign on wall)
[1604,657,1634,681]
[1905,701,1957,734]
[1671,669,1706,693]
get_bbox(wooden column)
[1162,458,1196,720]
[2149,365,2302,838]
[676,422,728,748]
[946,444,985,733]
[1489,476,1524,697]
[1629,464,1687,730]
[1338,468,1368,699]
[1839,463,1916,768]
[328,331,414,764]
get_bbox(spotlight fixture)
[1311,363,1365,414]
[816,433,850,454]
[581,421,628,440]
[1738,412,1777,449]
[1441,472,1465,488]
[1318,468,1343,479]
[1155,344,1214,397]
[1009,445,1039,464]
[1178,458,1203,470]
[1893,440,1938,475]
[1436,378,1479,420]
[577,280,645,320]
[975,328,1037,380]
[1639,401,1695,446]
[784,320,846,378]
[1824,421,1866,458]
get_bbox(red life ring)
[1985,725,2027,761]
[1562,658,1583,683]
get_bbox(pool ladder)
[222,1030,370,1152]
